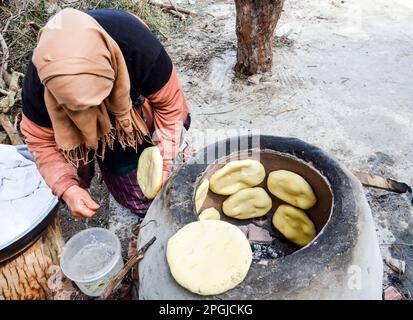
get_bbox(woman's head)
[33,8,116,111]
[30,8,149,165]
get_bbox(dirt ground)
[59,0,413,298]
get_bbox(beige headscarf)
[33,8,151,167]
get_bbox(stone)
[237,224,273,245]
[247,74,262,85]
[247,224,272,244]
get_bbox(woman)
[20,8,190,219]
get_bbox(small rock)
[383,286,404,300]
[275,23,292,37]
[385,258,406,274]
[247,74,262,85]
[248,224,272,245]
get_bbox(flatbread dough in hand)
[167,220,252,295]
[137,146,163,200]
[267,170,317,209]
[199,207,221,220]
[272,204,316,247]
[209,159,266,195]
[222,187,272,220]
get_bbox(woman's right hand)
[62,185,100,218]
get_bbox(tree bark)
[234,0,285,75]
[0,215,64,300]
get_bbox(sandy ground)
[59,0,413,298]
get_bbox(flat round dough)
[209,159,266,195]
[267,170,317,209]
[195,179,209,213]
[199,207,220,220]
[137,146,163,200]
[222,187,272,220]
[272,204,316,247]
[167,220,252,295]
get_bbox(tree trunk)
[234,0,284,75]
[0,215,64,300]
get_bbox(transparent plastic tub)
[60,228,124,297]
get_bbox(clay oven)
[138,135,383,299]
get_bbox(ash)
[251,243,292,260]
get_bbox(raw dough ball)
[209,159,266,195]
[167,220,252,295]
[267,170,317,209]
[195,179,209,213]
[137,146,163,200]
[199,207,221,220]
[272,204,316,247]
[222,187,272,220]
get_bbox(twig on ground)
[169,9,185,20]
[200,107,238,115]
[0,70,23,113]
[93,0,104,10]
[0,131,8,144]
[354,171,411,194]
[148,0,197,16]
[168,0,185,20]
[158,28,170,41]
[2,12,13,34]
[129,222,142,298]
[99,236,156,300]
[14,112,20,130]
[380,243,413,247]
[1,67,11,88]
[261,108,298,117]
[0,32,10,79]
[274,108,298,117]
[0,113,24,145]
